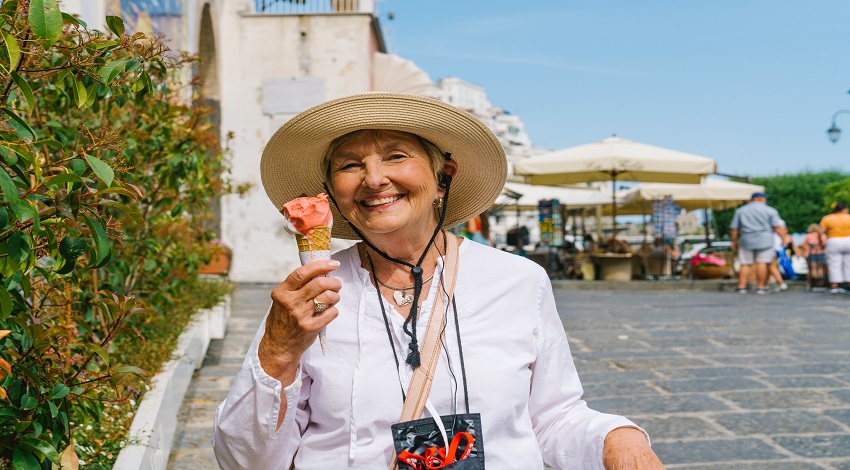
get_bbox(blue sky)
[379,0,850,178]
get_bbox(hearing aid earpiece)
[438,173,452,189]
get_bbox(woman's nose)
[362,161,387,188]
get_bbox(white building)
[63,0,438,283]
[436,77,534,161]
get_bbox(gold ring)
[313,299,329,313]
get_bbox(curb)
[550,279,809,291]
[112,295,231,470]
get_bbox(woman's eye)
[388,153,407,161]
[336,162,360,171]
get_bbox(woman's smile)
[360,194,405,209]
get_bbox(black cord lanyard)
[366,253,470,414]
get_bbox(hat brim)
[260,93,508,239]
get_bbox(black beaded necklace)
[365,241,470,413]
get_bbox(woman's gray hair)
[321,130,446,190]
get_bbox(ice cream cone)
[296,225,331,252]
[283,194,333,354]
[295,226,331,265]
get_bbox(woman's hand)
[258,259,342,384]
[602,427,665,469]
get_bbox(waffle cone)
[296,225,331,252]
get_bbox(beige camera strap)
[389,234,460,470]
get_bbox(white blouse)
[213,240,643,469]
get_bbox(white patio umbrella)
[495,182,612,211]
[606,178,764,245]
[614,179,765,214]
[513,136,717,236]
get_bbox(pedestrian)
[819,201,850,294]
[212,93,664,469]
[800,223,827,282]
[729,192,787,294]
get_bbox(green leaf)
[10,72,34,109]
[58,236,86,260]
[8,231,31,263]
[61,12,81,26]
[37,139,63,150]
[1,107,36,141]
[11,199,37,223]
[48,401,59,418]
[55,257,75,275]
[84,83,97,108]
[19,437,59,464]
[12,448,39,470]
[74,79,87,108]
[98,59,128,85]
[116,365,147,376]
[0,207,8,228]
[69,159,86,176]
[0,287,12,321]
[28,0,63,48]
[2,31,20,69]
[84,155,114,187]
[50,384,69,400]
[44,173,83,188]
[20,394,37,410]
[106,15,125,38]
[5,270,22,290]
[0,167,20,207]
[80,213,110,267]
[88,343,109,366]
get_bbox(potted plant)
[690,253,733,279]
[199,239,233,275]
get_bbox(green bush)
[0,1,232,467]
[712,170,849,236]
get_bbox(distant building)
[436,77,534,161]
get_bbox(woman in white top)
[212,93,663,469]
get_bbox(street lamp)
[827,109,850,143]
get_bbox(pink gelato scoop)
[282,193,332,236]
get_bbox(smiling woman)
[213,93,664,469]
[324,130,454,243]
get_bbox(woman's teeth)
[363,195,402,207]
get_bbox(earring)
[433,198,443,209]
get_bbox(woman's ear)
[437,159,459,195]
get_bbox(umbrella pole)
[611,174,618,241]
[703,207,711,247]
[642,198,649,279]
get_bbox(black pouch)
[391,413,484,469]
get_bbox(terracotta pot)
[200,247,232,275]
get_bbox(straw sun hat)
[260,92,508,240]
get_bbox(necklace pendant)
[393,290,413,307]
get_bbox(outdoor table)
[589,253,633,281]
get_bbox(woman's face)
[328,131,445,240]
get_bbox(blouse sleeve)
[212,307,311,469]
[528,270,648,469]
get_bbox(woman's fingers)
[285,259,340,289]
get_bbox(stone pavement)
[169,284,850,469]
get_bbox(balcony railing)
[253,0,375,15]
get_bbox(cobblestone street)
[562,289,850,469]
[169,285,850,469]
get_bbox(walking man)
[729,192,787,294]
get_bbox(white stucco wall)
[218,7,376,282]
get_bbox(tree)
[713,171,849,237]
